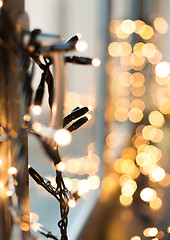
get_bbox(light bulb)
[54,129,72,146]
[92,58,101,67]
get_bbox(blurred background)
[25,0,170,240]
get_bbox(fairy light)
[130,236,141,240]
[121,19,136,34]
[6,190,13,197]
[155,61,170,78]
[23,114,31,122]
[143,227,158,237]
[75,40,88,52]
[31,105,42,115]
[55,162,66,172]
[54,129,72,146]
[0,0,3,8]
[31,223,42,232]
[7,167,18,175]
[151,167,165,182]
[154,17,169,34]
[68,199,76,208]
[92,58,101,67]
[140,188,156,202]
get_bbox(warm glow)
[23,114,31,122]
[140,187,156,202]
[167,226,170,233]
[150,197,162,210]
[148,50,162,65]
[7,167,18,175]
[121,19,136,34]
[134,20,145,34]
[139,25,154,40]
[156,75,170,85]
[108,42,122,57]
[31,223,42,232]
[130,99,145,111]
[128,108,143,123]
[88,175,100,190]
[143,227,158,237]
[92,58,101,67]
[130,236,141,240]
[151,167,165,182]
[142,43,156,58]
[75,40,88,52]
[155,61,170,78]
[142,125,157,141]
[120,42,132,56]
[119,72,131,87]
[31,105,42,115]
[0,0,3,8]
[119,194,133,206]
[115,24,129,39]
[119,175,132,186]
[121,180,137,197]
[68,199,76,208]
[148,110,165,127]
[159,99,170,114]
[55,162,66,172]
[6,190,13,197]
[133,42,144,57]
[130,53,145,67]
[78,179,90,195]
[131,72,145,87]
[54,129,72,146]
[114,106,129,122]
[154,17,169,34]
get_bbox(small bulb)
[23,114,31,122]
[92,58,101,67]
[75,40,88,52]
[68,199,76,208]
[31,105,42,115]
[0,0,3,8]
[6,190,13,197]
[55,162,66,172]
[54,129,72,146]
[31,223,42,232]
[7,167,18,175]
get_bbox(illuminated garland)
[0,7,101,240]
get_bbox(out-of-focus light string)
[105,16,170,239]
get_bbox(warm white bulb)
[6,190,13,197]
[92,58,101,67]
[75,40,88,52]
[54,129,72,146]
[31,105,42,115]
[56,162,66,172]
[68,199,76,208]
[31,223,42,232]
[7,167,18,175]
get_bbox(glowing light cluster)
[105,16,169,239]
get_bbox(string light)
[75,40,88,52]
[54,129,72,146]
